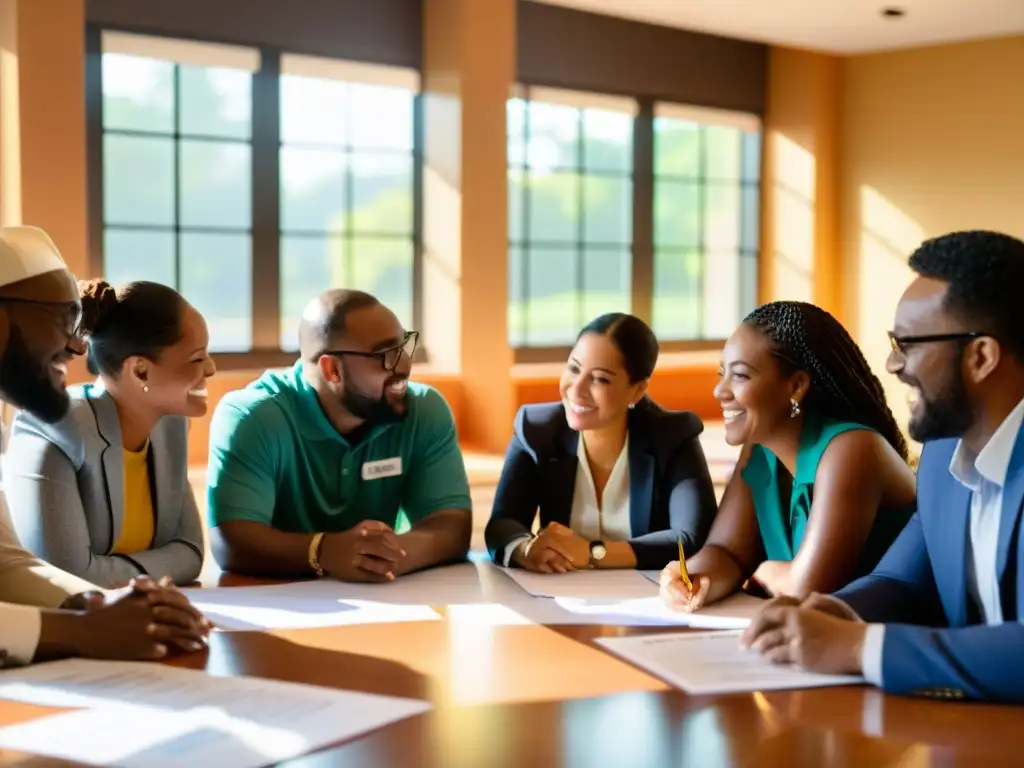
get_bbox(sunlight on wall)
[768,132,815,302]
[422,87,464,373]
[422,163,462,372]
[858,185,921,453]
[0,0,22,225]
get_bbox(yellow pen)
[677,537,693,592]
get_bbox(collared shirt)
[206,362,472,534]
[861,396,1024,685]
[569,433,631,542]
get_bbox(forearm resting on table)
[397,509,472,575]
[753,560,795,597]
[759,558,853,601]
[211,520,316,577]
[687,545,747,603]
[600,541,637,569]
[35,610,87,662]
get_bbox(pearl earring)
[628,402,635,410]
[790,398,801,418]
[142,385,149,393]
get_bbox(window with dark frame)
[507,86,636,349]
[506,87,762,353]
[92,30,423,362]
[93,31,761,363]
[652,104,761,341]
[99,32,257,353]
[278,55,419,352]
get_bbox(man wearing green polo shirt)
[206,290,472,581]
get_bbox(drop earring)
[790,398,801,418]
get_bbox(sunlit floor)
[190,422,737,558]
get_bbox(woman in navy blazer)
[486,313,718,572]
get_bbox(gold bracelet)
[308,532,326,577]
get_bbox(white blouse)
[569,434,632,542]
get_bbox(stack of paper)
[0,659,431,767]
[597,630,864,695]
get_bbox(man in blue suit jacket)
[742,230,1024,704]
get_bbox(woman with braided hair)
[659,300,916,611]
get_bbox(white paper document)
[0,659,430,768]
[500,568,659,599]
[596,630,863,695]
[548,592,765,629]
[189,581,442,631]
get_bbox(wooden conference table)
[1,564,1022,767]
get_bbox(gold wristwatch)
[308,532,326,577]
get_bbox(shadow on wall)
[857,184,920,457]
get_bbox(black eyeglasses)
[0,297,83,340]
[888,331,985,355]
[320,331,418,372]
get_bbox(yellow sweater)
[112,441,155,554]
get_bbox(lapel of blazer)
[88,387,125,553]
[997,428,1024,586]
[627,409,654,538]
[546,424,579,527]
[939,473,973,627]
[149,421,175,545]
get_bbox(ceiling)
[530,0,1024,54]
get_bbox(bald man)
[207,290,472,580]
[0,226,208,666]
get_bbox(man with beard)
[740,230,1024,704]
[0,225,209,665]
[207,289,472,580]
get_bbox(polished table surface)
[2,566,1023,767]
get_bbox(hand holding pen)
[658,537,711,612]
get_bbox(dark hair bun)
[78,279,118,337]
[578,312,660,383]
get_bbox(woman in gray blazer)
[5,279,215,588]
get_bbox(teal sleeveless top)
[740,416,914,576]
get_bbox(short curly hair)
[908,230,1024,364]
[744,300,909,461]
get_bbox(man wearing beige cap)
[0,225,208,666]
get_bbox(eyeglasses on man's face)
[0,297,83,342]
[319,331,419,372]
[887,330,986,356]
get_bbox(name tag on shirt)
[362,457,403,481]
